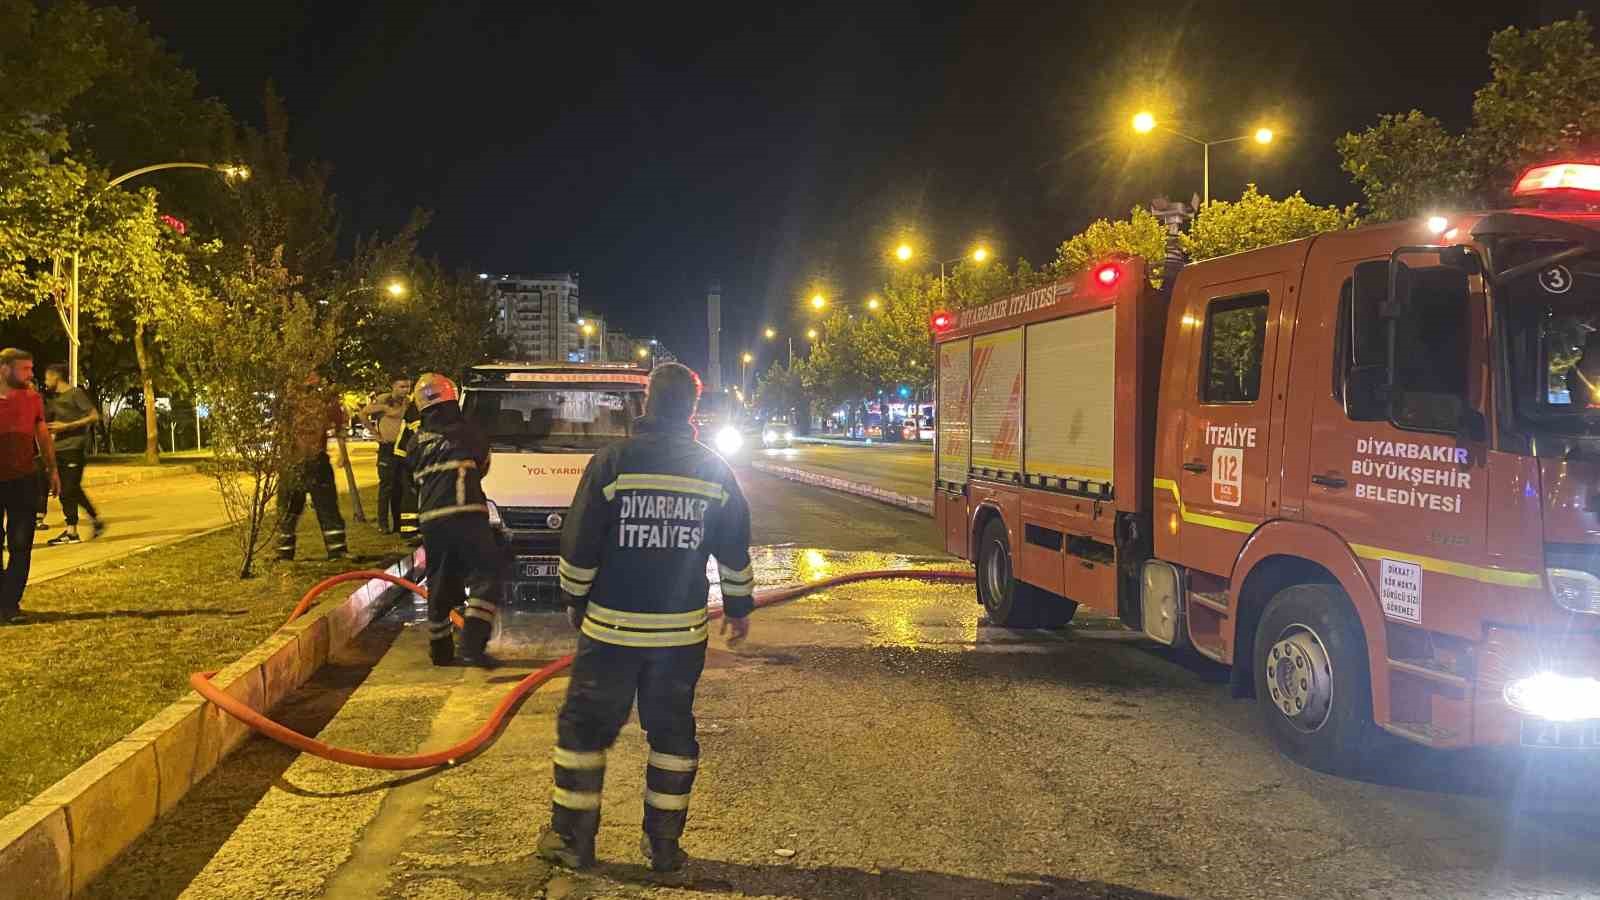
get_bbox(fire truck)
[933,162,1600,772]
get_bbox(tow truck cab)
[461,363,648,604]
[935,162,1600,769]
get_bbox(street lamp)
[893,242,993,295]
[385,280,407,298]
[764,326,777,340]
[810,293,827,311]
[806,327,818,340]
[1130,111,1275,206]
[866,295,881,311]
[62,161,249,384]
[741,351,755,395]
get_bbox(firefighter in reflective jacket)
[537,363,754,873]
[394,399,422,541]
[397,373,502,667]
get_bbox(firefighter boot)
[458,597,499,668]
[536,827,595,869]
[640,835,687,873]
[427,620,454,666]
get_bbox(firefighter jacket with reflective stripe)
[397,405,491,525]
[559,416,754,646]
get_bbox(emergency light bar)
[1513,162,1600,200]
[1094,263,1122,287]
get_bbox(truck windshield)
[462,387,645,451]
[1501,248,1600,436]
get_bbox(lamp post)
[741,351,754,396]
[1131,112,1273,207]
[893,243,991,295]
[63,162,250,385]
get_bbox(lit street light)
[764,326,777,340]
[1130,111,1275,206]
[741,351,755,395]
[866,296,881,311]
[810,293,827,311]
[62,161,249,384]
[385,280,407,298]
[806,327,818,340]
[893,242,993,295]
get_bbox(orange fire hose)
[189,567,976,771]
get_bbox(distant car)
[762,422,794,448]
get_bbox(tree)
[1051,206,1168,284]
[1336,111,1477,221]
[1339,15,1600,220]
[754,360,807,425]
[1181,185,1356,261]
[167,247,340,578]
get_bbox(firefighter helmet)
[412,372,459,411]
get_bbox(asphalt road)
[94,468,1600,899]
[756,440,931,498]
[26,444,381,585]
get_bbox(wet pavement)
[93,470,1600,898]
[752,442,931,500]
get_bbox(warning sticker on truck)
[1380,559,1422,624]
[1211,447,1243,506]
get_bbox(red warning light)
[931,311,953,332]
[1094,263,1121,287]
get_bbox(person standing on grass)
[359,376,412,533]
[0,349,59,625]
[42,364,104,545]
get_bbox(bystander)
[43,364,105,545]
[0,349,59,625]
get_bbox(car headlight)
[763,430,777,442]
[714,425,743,455]
[485,500,503,528]
[1505,672,1600,722]
[1547,567,1600,614]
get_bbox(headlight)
[485,500,503,528]
[1547,567,1600,614]
[1505,672,1600,722]
[714,425,743,455]
[763,430,777,442]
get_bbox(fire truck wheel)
[976,518,1075,628]
[1253,583,1375,774]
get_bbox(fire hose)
[189,567,976,771]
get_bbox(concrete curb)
[79,463,202,489]
[749,460,933,517]
[0,547,426,900]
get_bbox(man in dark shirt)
[43,364,104,545]
[0,349,58,625]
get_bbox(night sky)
[127,0,1585,377]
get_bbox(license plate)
[1520,718,1600,750]
[520,561,557,579]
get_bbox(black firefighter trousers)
[550,635,707,843]
[420,513,502,663]
[277,452,346,560]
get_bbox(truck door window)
[1389,267,1471,433]
[1200,292,1270,404]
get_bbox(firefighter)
[398,372,501,666]
[536,362,754,873]
[277,374,348,561]
[394,398,422,542]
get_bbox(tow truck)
[934,162,1600,771]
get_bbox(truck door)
[1176,274,1285,561]
[1301,258,1488,624]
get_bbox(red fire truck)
[933,163,1600,772]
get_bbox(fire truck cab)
[935,163,1600,771]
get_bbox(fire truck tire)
[1253,583,1375,775]
[975,518,1076,628]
